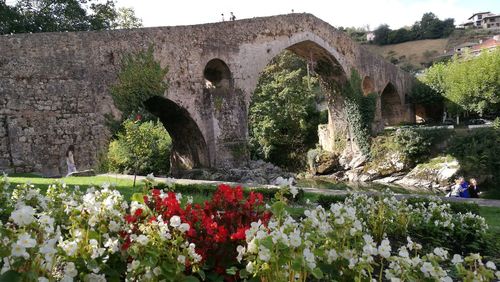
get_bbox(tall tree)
[0,0,142,34]
[373,24,390,45]
[249,51,322,170]
[421,49,500,117]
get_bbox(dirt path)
[99,173,500,208]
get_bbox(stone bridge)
[0,13,416,176]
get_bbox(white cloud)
[116,0,476,30]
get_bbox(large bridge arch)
[380,82,404,126]
[0,13,417,175]
[144,96,210,175]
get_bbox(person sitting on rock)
[458,176,470,198]
[468,178,480,198]
[447,179,462,197]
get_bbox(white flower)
[60,240,78,256]
[441,277,453,282]
[236,245,246,263]
[10,205,36,226]
[177,255,186,264]
[290,186,299,198]
[289,229,302,247]
[398,247,409,258]
[178,223,190,233]
[104,238,119,253]
[11,243,29,258]
[136,235,149,246]
[486,261,497,270]
[170,215,181,228]
[146,173,155,182]
[327,249,338,263]
[420,262,433,277]
[17,233,36,248]
[246,262,254,273]
[303,248,316,269]
[109,221,120,232]
[433,247,448,259]
[258,246,271,262]
[64,262,78,278]
[451,254,463,264]
[247,238,257,253]
[378,238,391,258]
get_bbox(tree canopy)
[420,49,500,116]
[0,0,141,34]
[373,12,454,45]
[249,51,323,171]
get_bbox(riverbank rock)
[395,155,460,189]
[175,160,293,185]
[313,151,340,175]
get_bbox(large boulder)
[314,152,340,175]
[363,152,407,178]
[395,155,460,190]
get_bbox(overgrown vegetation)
[105,48,172,176]
[110,46,169,125]
[342,70,376,156]
[249,51,323,171]
[106,119,172,176]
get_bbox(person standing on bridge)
[66,145,77,176]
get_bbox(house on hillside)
[458,12,500,29]
[471,35,500,55]
[481,14,500,29]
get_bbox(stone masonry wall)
[0,13,416,175]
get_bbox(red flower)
[230,227,247,240]
[134,208,143,217]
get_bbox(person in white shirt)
[66,145,77,176]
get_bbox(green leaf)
[0,270,21,282]
[183,275,200,282]
[311,267,324,279]
[226,266,238,275]
[131,192,145,203]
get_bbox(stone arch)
[362,76,375,96]
[248,40,349,155]
[380,82,403,126]
[204,59,232,89]
[144,96,210,175]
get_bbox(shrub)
[107,119,172,175]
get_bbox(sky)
[113,0,500,30]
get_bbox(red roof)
[472,38,500,51]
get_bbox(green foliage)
[115,7,142,29]
[392,128,432,164]
[447,129,500,184]
[0,0,142,34]
[410,81,443,105]
[421,48,500,116]
[342,70,374,156]
[107,119,172,175]
[372,12,455,45]
[249,51,322,171]
[110,46,169,122]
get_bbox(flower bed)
[0,174,499,281]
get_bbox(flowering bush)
[129,183,272,279]
[0,175,499,281]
